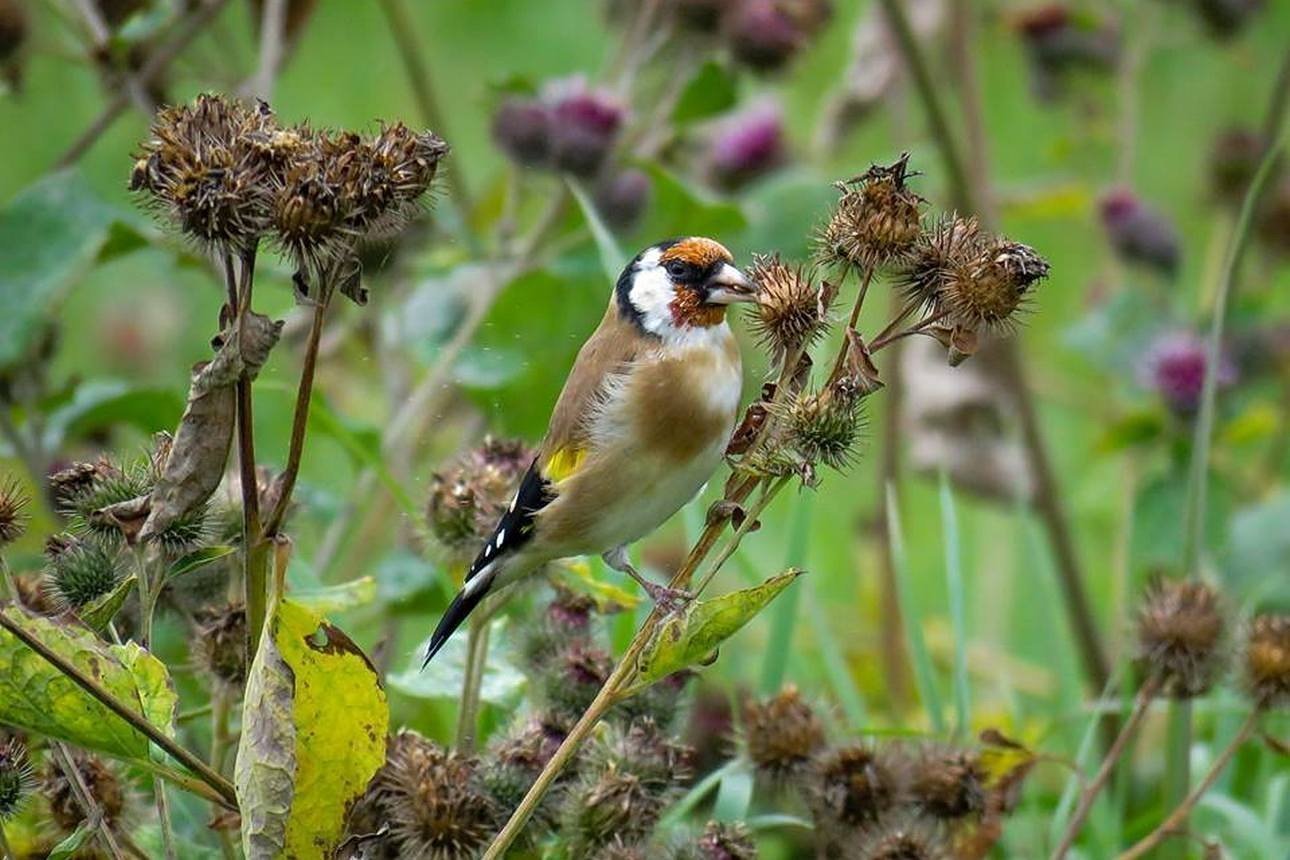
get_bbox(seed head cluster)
[0,737,32,821]
[819,154,925,271]
[0,477,28,546]
[1135,578,1227,698]
[748,254,833,358]
[133,93,447,291]
[1242,614,1290,709]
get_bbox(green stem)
[52,742,126,860]
[154,779,176,860]
[455,614,492,753]
[0,610,238,808]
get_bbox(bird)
[423,236,755,665]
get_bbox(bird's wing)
[537,301,647,481]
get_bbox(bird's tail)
[421,560,499,667]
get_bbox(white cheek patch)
[629,265,676,337]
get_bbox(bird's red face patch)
[660,237,735,328]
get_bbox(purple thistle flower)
[594,167,651,231]
[491,98,553,167]
[544,76,626,178]
[1140,330,1237,415]
[726,0,803,72]
[706,101,787,191]
[1100,188,1181,278]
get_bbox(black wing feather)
[422,458,555,666]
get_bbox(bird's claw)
[640,581,694,614]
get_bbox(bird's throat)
[669,289,727,328]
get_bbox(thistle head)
[192,603,248,689]
[808,743,904,829]
[43,533,120,610]
[782,383,865,472]
[706,101,787,191]
[1241,613,1290,709]
[857,813,951,860]
[906,744,987,821]
[940,238,1048,334]
[695,820,757,860]
[741,685,826,781]
[818,154,925,271]
[1135,577,1227,698]
[748,254,832,358]
[426,436,534,563]
[0,737,33,821]
[0,477,29,546]
[43,751,128,836]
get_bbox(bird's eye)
[665,260,690,279]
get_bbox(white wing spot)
[496,528,506,547]
[509,494,517,512]
[484,544,492,558]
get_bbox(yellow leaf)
[235,597,388,859]
[554,559,641,611]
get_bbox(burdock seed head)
[427,436,534,563]
[192,603,248,689]
[1135,577,1227,698]
[748,254,832,358]
[808,743,905,830]
[940,237,1049,334]
[742,685,826,780]
[906,744,987,821]
[1241,614,1290,709]
[0,737,33,821]
[44,533,120,610]
[695,820,757,860]
[895,214,984,313]
[782,384,865,472]
[818,154,924,271]
[0,477,29,546]
[373,730,502,860]
[43,751,128,836]
[857,813,951,860]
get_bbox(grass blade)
[886,482,944,734]
[759,491,812,695]
[939,472,970,738]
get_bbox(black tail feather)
[422,582,489,667]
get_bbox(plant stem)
[0,822,13,860]
[263,295,330,537]
[1051,674,1162,859]
[57,0,233,167]
[455,614,492,753]
[1118,709,1261,860]
[52,742,126,860]
[0,610,238,808]
[153,779,176,860]
[1160,700,1191,860]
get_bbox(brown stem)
[263,295,329,537]
[1051,675,1162,859]
[827,265,871,381]
[57,0,233,167]
[869,309,950,352]
[1117,710,1262,860]
[0,610,238,808]
[53,742,126,860]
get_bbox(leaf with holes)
[235,597,388,859]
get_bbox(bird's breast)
[626,334,742,464]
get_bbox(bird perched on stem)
[424,237,755,665]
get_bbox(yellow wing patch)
[543,446,586,482]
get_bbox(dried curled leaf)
[235,595,388,859]
[0,607,177,764]
[139,311,283,542]
[623,569,803,696]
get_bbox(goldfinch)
[423,236,755,664]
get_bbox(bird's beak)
[703,263,757,304]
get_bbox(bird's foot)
[637,579,694,615]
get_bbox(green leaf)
[712,759,754,822]
[47,824,93,860]
[1095,409,1166,453]
[626,569,803,695]
[77,574,137,633]
[291,576,377,614]
[389,617,527,706]
[168,545,237,580]
[0,170,134,369]
[44,379,185,448]
[1131,469,1233,574]
[0,608,176,764]
[235,597,388,859]
[637,162,747,244]
[672,60,738,124]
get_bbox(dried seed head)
[372,730,501,859]
[43,751,128,835]
[615,669,694,731]
[706,101,787,191]
[783,384,865,471]
[544,642,614,719]
[1242,614,1290,709]
[1135,578,1227,698]
[480,717,567,831]
[940,238,1048,333]
[895,214,984,312]
[742,685,826,780]
[133,94,275,252]
[271,150,349,273]
[13,572,59,616]
[696,819,757,860]
[907,744,987,821]
[56,459,149,545]
[0,738,33,820]
[44,533,120,610]
[192,603,248,688]
[857,813,951,860]
[47,461,104,511]
[0,477,29,545]
[427,437,534,561]
[748,254,832,357]
[808,743,904,828]
[819,154,924,270]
